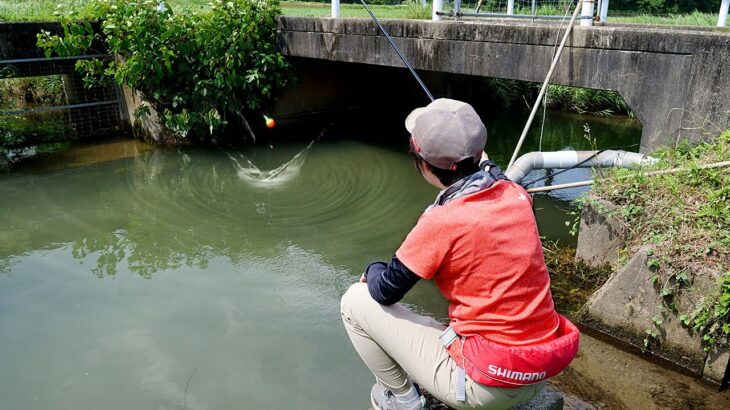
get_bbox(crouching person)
[340,99,579,410]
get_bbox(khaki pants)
[340,283,544,410]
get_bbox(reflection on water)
[0,112,649,409]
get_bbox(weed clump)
[589,131,730,348]
[542,242,613,315]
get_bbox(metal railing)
[438,0,595,25]
[327,0,729,27]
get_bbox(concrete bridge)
[277,17,730,152]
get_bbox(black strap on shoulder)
[480,160,510,182]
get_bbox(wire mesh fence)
[1,73,125,149]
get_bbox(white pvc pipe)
[505,150,655,184]
[599,0,609,23]
[332,0,340,18]
[433,0,443,21]
[507,0,515,15]
[581,0,594,26]
[719,0,729,27]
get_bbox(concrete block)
[121,86,168,144]
[575,199,624,268]
[703,346,730,385]
[580,247,726,377]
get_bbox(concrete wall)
[277,17,730,153]
[576,199,729,386]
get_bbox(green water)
[0,112,640,409]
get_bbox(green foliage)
[0,76,65,110]
[542,241,613,314]
[590,130,730,348]
[544,85,633,118]
[689,272,730,347]
[612,10,718,26]
[37,0,291,140]
[0,112,74,149]
[1,76,67,149]
[403,0,431,19]
[611,0,721,14]
[485,79,634,118]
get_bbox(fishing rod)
[360,0,435,102]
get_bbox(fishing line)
[360,0,435,102]
[538,0,574,152]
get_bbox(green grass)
[588,131,730,348]
[1,0,723,26]
[611,11,718,26]
[0,0,93,21]
[542,241,612,315]
[0,0,210,21]
[280,1,428,19]
[0,76,65,110]
[0,0,421,22]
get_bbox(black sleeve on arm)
[365,256,421,306]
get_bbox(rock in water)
[512,386,564,410]
[420,385,564,410]
[0,152,10,173]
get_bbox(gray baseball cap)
[405,98,487,170]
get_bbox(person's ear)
[418,161,430,174]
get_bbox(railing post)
[580,0,594,26]
[507,0,515,15]
[454,0,462,16]
[531,0,537,16]
[331,0,339,18]
[719,0,729,27]
[599,0,609,23]
[433,0,443,21]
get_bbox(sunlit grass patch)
[611,11,718,27]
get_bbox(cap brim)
[404,107,428,133]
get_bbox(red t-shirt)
[396,180,559,347]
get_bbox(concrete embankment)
[576,199,729,386]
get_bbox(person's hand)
[359,273,367,283]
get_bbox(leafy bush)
[38,0,292,141]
